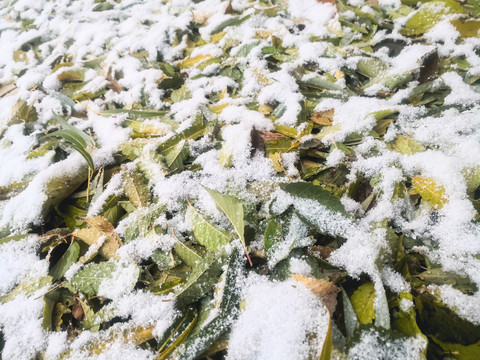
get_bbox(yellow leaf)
[451,19,480,38]
[412,176,447,209]
[73,216,121,259]
[268,152,285,173]
[209,103,230,114]
[350,283,376,325]
[210,31,226,43]
[178,54,212,69]
[311,109,334,126]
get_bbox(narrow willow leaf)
[0,233,31,245]
[1,275,52,304]
[350,283,376,325]
[412,176,447,209]
[100,109,168,119]
[204,187,252,265]
[280,182,349,217]
[158,123,207,154]
[157,308,198,360]
[342,288,359,338]
[175,250,227,306]
[179,249,243,360]
[50,241,80,281]
[70,262,116,297]
[187,206,231,252]
[210,14,251,34]
[178,55,211,69]
[432,336,480,360]
[319,314,332,360]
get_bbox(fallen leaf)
[73,216,122,259]
[72,294,85,322]
[310,109,334,126]
[291,274,340,314]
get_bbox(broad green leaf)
[164,139,189,171]
[350,283,376,325]
[357,58,387,79]
[187,206,231,252]
[70,262,116,297]
[175,250,227,306]
[264,219,283,259]
[342,288,359,337]
[390,135,425,155]
[174,240,203,267]
[204,187,251,265]
[171,84,192,102]
[280,182,349,217]
[9,99,37,125]
[401,0,465,36]
[432,337,480,360]
[412,176,447,209]
[50,241,80,281]
[392,292,427,338]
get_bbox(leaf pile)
[1,0,480,359]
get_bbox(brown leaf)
[106,67,122,93]
[73,216,121,259]
[72,294,85,322]
[418,50,439,84]
[251,129,285,155]
[291,274,340,314]
[310,109,334,126]
[309,245,335,260]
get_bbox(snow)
[227,275,329,360]
[1,0,480,357]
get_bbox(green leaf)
[342,288,359,337]
[204,187,251,265]
[350,283,376,325]
[373,280,391,330]
[280,182,349,217]
[100,109,168,119]
[211,14,251,34]
[157,308,198,360]
[1,275,52,304]
[50,241,80,281]
[70,262,116,297]
[264,219,283,259]
[401,0,465,36]
[390,134,425,155]
[174,240,203,268]
[164,139,189,172]
[175,250,227,306]
[171,84,191,103]
[357,58,387,79]
[187,206,231,252]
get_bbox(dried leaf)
[73,216,122,259]
[310,109,334,126]
[291,274,340,314]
